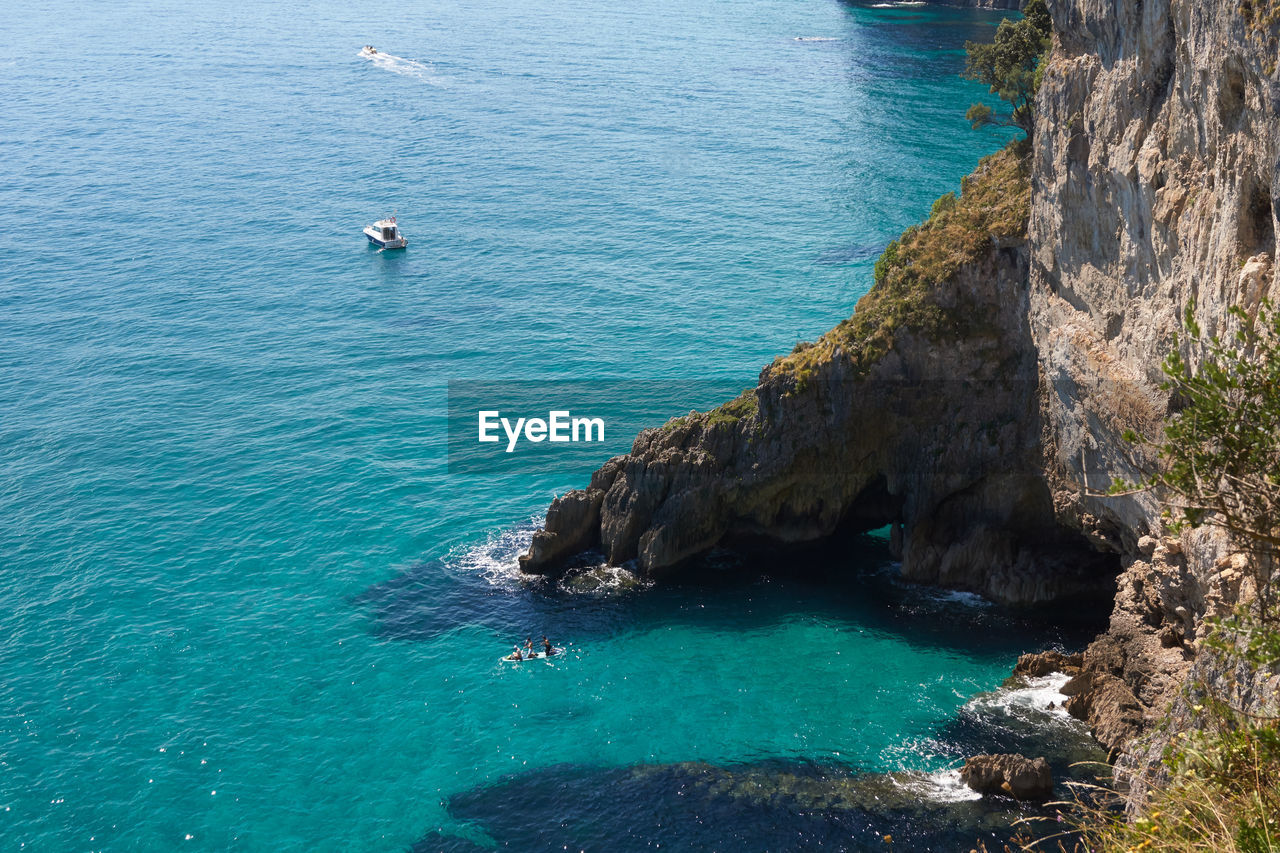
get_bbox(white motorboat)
[364,215,407,249]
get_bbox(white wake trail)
[358,48,448,87]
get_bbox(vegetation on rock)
[1240,0,1280,73]
[772,144,1030,388]
[1116,299,1280,624]
[658,387,758,433]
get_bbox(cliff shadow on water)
[374,528,1111,852]
[416,757,1090,853]
[355,525,1110,656]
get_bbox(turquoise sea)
[1,0,1102,849]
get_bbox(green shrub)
[1046,298,1280,853]
[873,240,899,285]
[929,191,957,220]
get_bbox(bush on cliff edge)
[1118,298,1280,631]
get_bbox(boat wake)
[357,48,448,87]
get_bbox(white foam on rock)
[450,518,651,595]
[892,769,983,803]
[559,563,652,596]
[965,672,1080,726]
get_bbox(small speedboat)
[364,215,406,249]
[361,45,378,56]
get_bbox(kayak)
[502,647,565,663]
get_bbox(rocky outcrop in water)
[522,0,1280,790]
[522,150,1119,605]
[960,753,1054,800]
[1013,649,1082,678]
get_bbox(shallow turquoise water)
[0,0,1076,849]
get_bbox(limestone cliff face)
[1032,0,1279,542]
[1028,0,1279,791]
[521,0,1280,780]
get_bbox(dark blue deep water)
[0,0,1102,849]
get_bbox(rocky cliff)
[521,0,1279,791]
[1029,0,1279,794]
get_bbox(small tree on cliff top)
[963,0,1052,140]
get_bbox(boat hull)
[365,233,407,249]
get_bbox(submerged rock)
[559,564,646,594]
[960,754,1053,801]
[438,758,1053,852]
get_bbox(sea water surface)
[0,0,1099,849]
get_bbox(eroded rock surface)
[1029,0,1279,791]
[960,754,1054,801]
[523,151,1119,605]
[1014,649,1083,678]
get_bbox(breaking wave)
[893,768,983,803]
[446,518,651,596]
[445,517,540,590]
[965,672,1080,727]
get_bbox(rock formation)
[1013,649,1083,678]
[522,150,1119,605]
[960,753,1054,800]
[1028,0,1278,792]
[521,0,1280,796]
